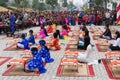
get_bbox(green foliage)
[67,1,74,9]
[38,3,46,11]
[21,0,30,8]
[46,0,58,8]
[81,3,89,11]
[94,0,110,6]
[94,0,102,5]
[32,0,40,10]
[0,0,8,7]
[12,0,30,8]
[14,0,21,8]
[62,0,68,7]
[32,0,46,11]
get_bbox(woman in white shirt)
[77,44,93,63]
[77,44,101,64]
[109,31,120,50]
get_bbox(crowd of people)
[0,9,117,36]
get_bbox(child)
[46,23,53,33]
[52,23,57,30]
[79,28,85,39]
[60,25,68,39]
[27,47,46,73]
[82,23,89,34]
[38,40,54,63]
[17,33,30,50]
[43,25,49,36]
[31,47,38,56]
[78,30,90,50]
[36,25,46,39]
[48,32,60,50]
[66,25,71,32]
[28,30,35,45]
[55,30,60,38]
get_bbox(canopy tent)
[24,8,34,12]
[0,6,11,12]
[7,6,22,11]
[7,6,34,12]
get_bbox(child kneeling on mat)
[48,32,61,50]
[28,30,35,45]
[17,33,30,50]
[27,47,46,73]
[38,40,54,63]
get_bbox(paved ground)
[0,26,118,80]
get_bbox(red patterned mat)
[102,59,120,79]
[96,44,109,52]
[4,44,24,51]
[2,65,40,76]
[0,37,13,40]
[56,63,95,77]
[65,44,85,52]
[92,35,100,40]
[0,57,12,66]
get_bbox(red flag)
[116,4,120,12]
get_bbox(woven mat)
[56,63,95,77]
[102,59,120,79]
[3,65,39,76]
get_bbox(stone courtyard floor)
[0,26,119,80]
